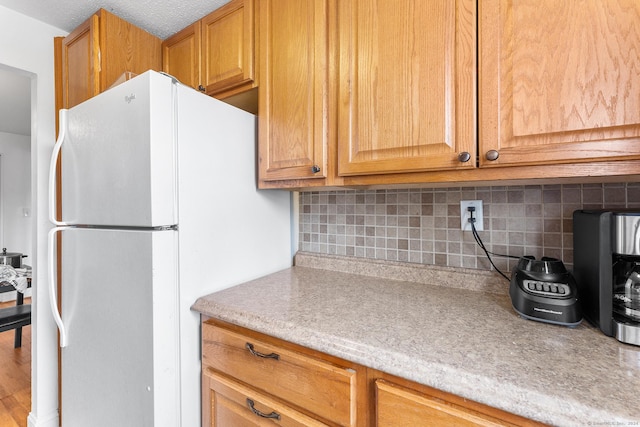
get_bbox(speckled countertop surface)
[192,252,640,427]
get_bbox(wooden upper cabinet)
[480,0,640,167]
[258,0,331,184]
[202,0,255,96]
[162,0,256,98]
[337,0,477,176]
[162,22,201,90]
[59,8,162,109]
[60,15,99,109]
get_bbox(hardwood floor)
[0,298,31,427]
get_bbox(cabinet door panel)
[480,0,640,167]
[338,0,476,175]
[162,22,201,90]
[61,15,99,109]
[205,371,328,427]
[202,323,356,426]
[258,0,329,181]
[375,380,509,427]
[202,0,255,94]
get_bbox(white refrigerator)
[47,71,292,426]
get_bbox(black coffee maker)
[573,210,640,346]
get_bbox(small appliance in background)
[573,210,640,346]
[0,248,27,268]
[509,256,582,327]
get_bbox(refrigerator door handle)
[48,226,69,347]
[49,109,69,226]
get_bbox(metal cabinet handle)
[485,150,499,161]
[246,342,280,360]
[198,85,206,92]
[246,398,281,420]
[458,152,471,163]
[311,165,321,173]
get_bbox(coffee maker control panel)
[523,279,572,298]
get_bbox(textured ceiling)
[0,0,231,137]
[0,0,231,39]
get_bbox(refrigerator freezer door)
[60,228,179,427]
[60,71,177,227]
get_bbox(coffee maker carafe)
[573,210,640,346]
[613,257,640,323]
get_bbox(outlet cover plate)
[460,200,483,231]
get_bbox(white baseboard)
[28,410,59,427]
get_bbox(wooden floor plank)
[0,399,20,427]
[0,394,28,427]
[0,298,31,427]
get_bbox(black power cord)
[467,206,518,283]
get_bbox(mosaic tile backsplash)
[298,182,640,273]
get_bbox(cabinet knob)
[197,85,206,92]
[311,165,321,173]
[485,150,500,161]
[458,152,471,163]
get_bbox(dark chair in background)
[0,280,31,348]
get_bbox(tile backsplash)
[298,182,640,273]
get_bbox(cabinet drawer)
[205,371,327,427]
[203,323,357,426]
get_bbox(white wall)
[0,6,67,427]
[0,131,32,259]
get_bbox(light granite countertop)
[192,252,640,427]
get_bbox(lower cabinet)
[201,319,544,427]
[204,371,327,426]
[202,319,362,426]
[374,378,543,427]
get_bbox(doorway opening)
[0,63,33,427]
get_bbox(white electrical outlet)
[460,200,483,231]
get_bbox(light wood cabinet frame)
[337,0,477,176]
[162,0,257,100]
[479,0,640,167]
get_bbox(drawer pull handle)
[246,342,280,360]
[246,398,281,420]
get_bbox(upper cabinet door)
[59,9,162,109]
[480,0,640,167]
[162,22,202,90]
[258,0,330,182]
[201,0,255,95]
[337,0,477,176]
[61,15,100,109]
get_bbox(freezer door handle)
[49,109,69,226]
[48,227,69,347]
